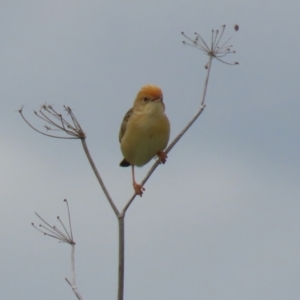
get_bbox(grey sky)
[1,0,300,299]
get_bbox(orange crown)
[138,85,162,99]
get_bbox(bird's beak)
[151,97,162,102]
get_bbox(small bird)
[119,85,170,196]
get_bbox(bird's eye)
[143,97,148,102]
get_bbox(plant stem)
[81,138,119,217]
[81,56,213,300]
[80,138,125,299]
[118,216,125,300]
[65,245,84,300]
[201,56,213,106]
[71,244,76,286]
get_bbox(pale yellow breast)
[121,112,170,166]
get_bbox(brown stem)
[117,216,125,300]
[80,138,120,217]
[80,138,126,300]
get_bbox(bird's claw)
[157,151,168,164]
[133,182,145,196]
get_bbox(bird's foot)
[157,151,168,164]
[133,182,145,196]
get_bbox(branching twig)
[19,105,85,139]
[32,199,83,300]
[25,24,238,300]
[19,104,119,216]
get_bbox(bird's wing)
[119,108,133,143]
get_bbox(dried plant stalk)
[23,25,238,300]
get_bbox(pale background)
[1,0,300,299]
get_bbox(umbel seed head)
[181,24,239,66]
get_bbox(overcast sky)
[1,1,300,299]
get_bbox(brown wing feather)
[119,108,133,143]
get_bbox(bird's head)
[133,85,165,114]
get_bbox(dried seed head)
[32,199,75,245]
[19,104,86,139]
[182,24,239,66]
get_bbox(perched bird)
[119,85,170,196]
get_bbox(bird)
[119,84,170,196]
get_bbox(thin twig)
[57,217,72,241]
[65,243,84,299]
[65,276,84,300]
[80,138,120,217]
[65,199,74,241]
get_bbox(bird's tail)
[119,159,131,167]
